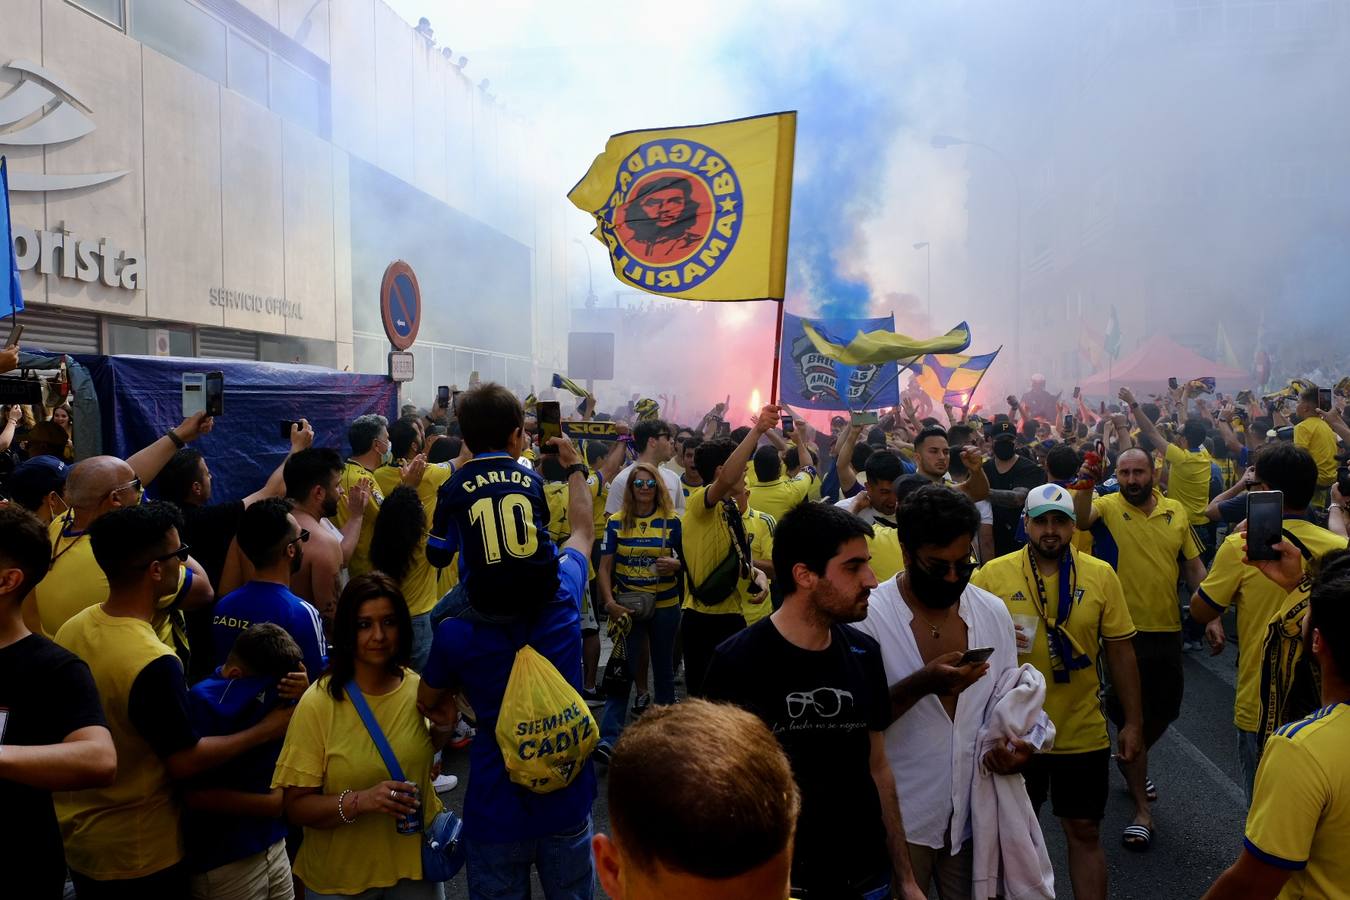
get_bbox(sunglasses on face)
[632,479,658,489]
[917,556,978,579]
[147,544,191,566]
[287,529,311,547]
[111,477,143,498]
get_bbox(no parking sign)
[380,260,421,350]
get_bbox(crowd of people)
[2,333,1349,900]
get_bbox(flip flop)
[1122,823,1153,852]
[1145,778,1158,803]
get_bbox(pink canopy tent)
[1079,335,1250,399]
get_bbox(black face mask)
[907,558,972,609]
[993,440,1017,461]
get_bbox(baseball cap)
[3,454,68,510]
[1025,483,1076,522]
[990,420,1018,440]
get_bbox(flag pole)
[770,297,786,406]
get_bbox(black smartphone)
[437,385,450,409]
[717,420,731,438]
[279,420,297,440]
[1318,388,1332,412]
[204,371,224,417]
[1246,490,1284,561]
[780,413,794,434]
[537,401,561,453]
[1168,377,1179,391]
[5,321,22,347]
[958,646,995,666]
[1072,386,1081,399]
[1063,414,1074,432]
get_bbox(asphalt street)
[438,610,1251,900]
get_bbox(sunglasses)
[146,544,191,566]
[287,529,311,547]
[111,477,143,497]
[917,556,978,579]
[632,479,659,489]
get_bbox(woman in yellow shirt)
[273,573,451,898]
[594,462,683,761]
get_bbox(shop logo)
[0,59,128,192]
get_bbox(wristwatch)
[564,464,588,480]
[166,430,185,449]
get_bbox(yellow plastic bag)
[495,646,598,793]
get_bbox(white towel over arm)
[971,663,1056,900]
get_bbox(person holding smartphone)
[852,484,1026,899]
[1292,386,1340,507]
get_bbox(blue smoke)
[732,48,905,319]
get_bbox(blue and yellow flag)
[1,157,25,320]
[801,320,971,367]
[568,112,796,301]
[551,374,590,398]
[915,348,1001,407]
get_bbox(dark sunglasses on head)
[632,479,659,489]
[917,556,978,579]
[287,529,311,547]
[146,544,191,566]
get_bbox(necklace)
[902,573,949,638]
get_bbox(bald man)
[22,413,216,653]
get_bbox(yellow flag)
[801,320,972,367]
[568,112,796,301]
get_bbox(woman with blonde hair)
[594,461,683,764]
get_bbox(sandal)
[1122,823,1153,852]
[1145,778,1158,803]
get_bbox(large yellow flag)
[568,112,796,301]
[801,320,972,367]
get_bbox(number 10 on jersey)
[468,495,540,562]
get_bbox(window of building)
[270,57,323,135]
[227,31,269,107]
[130,0,227,83]
[66,0,125,28]
[106,321,192,357]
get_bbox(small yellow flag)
[568,112,796,302]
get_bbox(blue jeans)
[430,583,468,627]
[599,604,681,747]
[1237,728,1261,803]
[410,613,434,673]
[465,816,594,900]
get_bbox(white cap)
[1025,483,1076,521]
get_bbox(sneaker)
[593,743,613,766]
[631,693,651,717]
[448,715,475,750]
[1183,639,1204,652]
[581,687,604,708]
[432,773,459,793]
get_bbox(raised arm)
[127,412,214,485]
[243,419,315,507]
[1119,387,1166,453]
[707,405,780,506]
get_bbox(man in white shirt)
[605,419,685,515]
[854,483,1026,900]
[835,452,907,528]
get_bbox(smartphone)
[1072,386,1081,399]
[1318,388,1332,412]
[851,410,880,426]
[4,321,22,347]
[1168,377,1179,391]
[780,413,794,434]
[182,372,206,418]
[0,706,8,744]
[537,401,561,453]
[716,420,731,438]
[1246,490,1284,561]
[958,647,995,666]
[203,371,224,416]
[280,420,297,440]
[1063,414,1074,432]
[437,385,450,409]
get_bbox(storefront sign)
[208,287,303,320]
[11,225,141,290]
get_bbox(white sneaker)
[433,773,459,792]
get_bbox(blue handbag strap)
[346,681,407,783]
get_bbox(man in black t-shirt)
[983,420,1045,556]
[704,502,926,900]
[0,505,114,899]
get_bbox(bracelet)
[166,430,185,449]
[337,789,357,824]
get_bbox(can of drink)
[396,782,422,834]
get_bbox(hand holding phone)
[537,401,562,453]
[1318,388,1332,412]
[1245,491,1284,561]
[958,647,996,666]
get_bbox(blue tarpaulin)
[75,355,398,502]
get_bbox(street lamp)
[931,134,1022,377]
[571,238,598,309]
[912,241,931,319]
